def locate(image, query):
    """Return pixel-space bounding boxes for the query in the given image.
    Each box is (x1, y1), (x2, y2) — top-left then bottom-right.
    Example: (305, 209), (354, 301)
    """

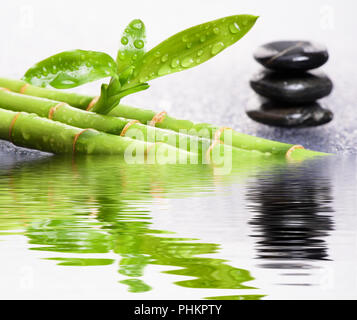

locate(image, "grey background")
(1, 0), (356, 154)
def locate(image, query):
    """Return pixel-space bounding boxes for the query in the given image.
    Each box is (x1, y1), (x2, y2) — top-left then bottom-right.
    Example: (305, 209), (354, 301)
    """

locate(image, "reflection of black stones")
(247, 166), (334, 265)
(254, 41), (329, 71)
(246, 97), (333, 128)
(250, 70), (333, 103)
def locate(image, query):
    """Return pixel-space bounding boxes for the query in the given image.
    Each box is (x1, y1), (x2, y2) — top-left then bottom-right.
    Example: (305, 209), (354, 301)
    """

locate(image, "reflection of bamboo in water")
(75, 157), (255, 292)
(0, 156), (280, 296)
(2, 174), (28, 230)
(0, 158), (94, 233)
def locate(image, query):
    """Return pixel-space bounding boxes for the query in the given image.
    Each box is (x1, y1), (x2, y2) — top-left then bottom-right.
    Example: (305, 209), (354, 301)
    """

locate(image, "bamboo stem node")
(145, 142), (164, 159)
(286, 145), (305, 159)
(86, 96), (99, 111)
(206, 140), (222, 162)
(72, 129), (92, 154)
(48, 102), (67, 120)
(20, 83), (29, 94)
(120, 120), (141, 137)
(9, 112), (22, 142)
(149, 111), (167, 127)
(214, 127), (233, 142)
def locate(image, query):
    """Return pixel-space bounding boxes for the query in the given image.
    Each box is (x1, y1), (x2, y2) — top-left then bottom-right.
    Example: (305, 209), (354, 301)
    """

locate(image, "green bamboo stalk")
(0, 107), (194, 162)
(0, 77), (328, 159)
(109, 106), (327, 159)
(0, 89), (250, 158)
(0, 106), (267, 164)
(0, 77), (92, 109)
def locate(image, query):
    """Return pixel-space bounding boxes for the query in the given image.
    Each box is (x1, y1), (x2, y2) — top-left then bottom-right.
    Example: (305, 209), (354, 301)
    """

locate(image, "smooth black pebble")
(246, 96), (333, 128)
(250, 70), (333, 103)
(254, 41), (329, 71)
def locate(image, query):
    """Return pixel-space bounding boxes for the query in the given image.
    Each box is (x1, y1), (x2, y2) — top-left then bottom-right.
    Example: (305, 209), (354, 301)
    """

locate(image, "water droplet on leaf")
(229, 22), (241, 34)
(171, 58), (180, 68)
(158, 64), (171, 76)
(134, 40), (144, 49)
(139, 76), (149, 83)
(213, 27), (220, 34)
(181, 57), (194, 68)
(131, 20), (143, 30)
(121, 36), (129, 45)
(161, 54), (169, 62)
(211, 42), (225, 55)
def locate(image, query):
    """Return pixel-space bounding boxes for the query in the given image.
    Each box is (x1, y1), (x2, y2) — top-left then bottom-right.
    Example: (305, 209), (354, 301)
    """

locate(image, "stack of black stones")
(246, 41), (334, 128)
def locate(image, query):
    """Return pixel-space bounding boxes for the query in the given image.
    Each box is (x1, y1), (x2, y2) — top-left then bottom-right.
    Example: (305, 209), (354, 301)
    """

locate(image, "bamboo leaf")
(126, 15), (258, 87)
(23, 50), (118, 89)
(116, 19), (146, 76)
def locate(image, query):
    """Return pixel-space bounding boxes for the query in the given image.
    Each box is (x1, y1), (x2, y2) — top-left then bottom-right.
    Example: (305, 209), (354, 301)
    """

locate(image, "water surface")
(0, 152), (356, 299)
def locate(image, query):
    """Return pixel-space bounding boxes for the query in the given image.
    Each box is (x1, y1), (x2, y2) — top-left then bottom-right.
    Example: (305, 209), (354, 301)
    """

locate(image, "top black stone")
(253, 41), (329, 71)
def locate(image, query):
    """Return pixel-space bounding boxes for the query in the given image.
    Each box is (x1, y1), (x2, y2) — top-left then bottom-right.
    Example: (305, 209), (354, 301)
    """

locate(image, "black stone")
(250, 70), (333, 103)
(254, 41), (329, 71)
(246, 97), (333, 128)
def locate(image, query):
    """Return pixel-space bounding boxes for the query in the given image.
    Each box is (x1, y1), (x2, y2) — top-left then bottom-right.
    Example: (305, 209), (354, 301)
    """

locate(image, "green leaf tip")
(126, 14), (259, 87)
(116, 18), (147, 75)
